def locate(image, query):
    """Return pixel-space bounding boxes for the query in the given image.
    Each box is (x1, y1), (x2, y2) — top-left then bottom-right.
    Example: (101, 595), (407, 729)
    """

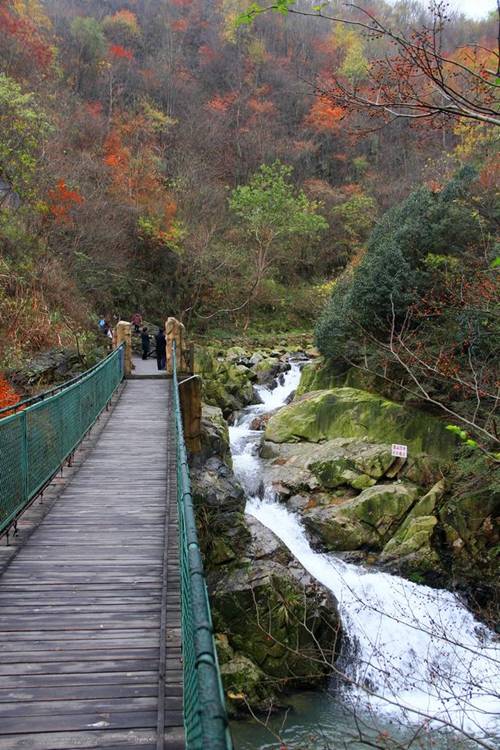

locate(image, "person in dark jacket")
(141, 327), (150, 360)
(155, 328), (166, 370)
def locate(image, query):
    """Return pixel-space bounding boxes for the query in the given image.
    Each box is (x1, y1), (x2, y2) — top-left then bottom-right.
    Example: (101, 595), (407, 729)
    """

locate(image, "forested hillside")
(1, 0), (497, 369)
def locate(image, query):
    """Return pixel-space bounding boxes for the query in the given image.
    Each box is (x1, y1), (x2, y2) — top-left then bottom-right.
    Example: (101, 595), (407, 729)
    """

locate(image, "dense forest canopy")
(0, 0), (498, 384)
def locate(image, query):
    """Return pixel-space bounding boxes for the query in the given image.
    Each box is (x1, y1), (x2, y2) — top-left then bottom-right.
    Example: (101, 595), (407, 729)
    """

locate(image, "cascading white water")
(228, 361), (500, 742)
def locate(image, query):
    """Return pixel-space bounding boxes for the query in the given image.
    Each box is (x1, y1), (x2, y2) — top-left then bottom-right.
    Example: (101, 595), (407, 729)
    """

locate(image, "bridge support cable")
(172, 342), (233, 750)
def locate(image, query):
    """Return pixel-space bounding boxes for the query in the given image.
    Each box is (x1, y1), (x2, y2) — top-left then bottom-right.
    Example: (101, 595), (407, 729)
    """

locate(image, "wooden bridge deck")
(0, 380), (184, 750)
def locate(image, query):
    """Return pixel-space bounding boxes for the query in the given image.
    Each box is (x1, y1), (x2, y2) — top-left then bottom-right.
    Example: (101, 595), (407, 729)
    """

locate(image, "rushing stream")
(228, 361), (500, 749)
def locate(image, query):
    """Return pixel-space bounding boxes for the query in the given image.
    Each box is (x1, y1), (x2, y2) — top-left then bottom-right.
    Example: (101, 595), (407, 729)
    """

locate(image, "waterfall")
(228, 361), (500, 741)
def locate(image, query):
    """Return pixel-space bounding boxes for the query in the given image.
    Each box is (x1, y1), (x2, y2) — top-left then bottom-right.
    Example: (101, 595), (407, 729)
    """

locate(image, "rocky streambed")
(191, 350), (500, 748)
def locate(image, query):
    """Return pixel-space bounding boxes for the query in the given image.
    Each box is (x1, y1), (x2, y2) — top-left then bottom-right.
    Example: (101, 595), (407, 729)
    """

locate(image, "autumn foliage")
(47, 180), (85, 224)
(0, 0), (497, 373)
(0, 376), (20, 414)
(109, 44), (134, 61)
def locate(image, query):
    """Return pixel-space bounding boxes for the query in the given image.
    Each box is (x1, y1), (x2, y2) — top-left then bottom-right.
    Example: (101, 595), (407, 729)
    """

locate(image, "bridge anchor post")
(165, 317), (201, 454)
(114, 321), (132, 377)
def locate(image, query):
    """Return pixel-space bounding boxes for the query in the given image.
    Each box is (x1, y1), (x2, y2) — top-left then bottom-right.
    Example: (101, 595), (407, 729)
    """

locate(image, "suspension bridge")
(0, 321), (232, 750)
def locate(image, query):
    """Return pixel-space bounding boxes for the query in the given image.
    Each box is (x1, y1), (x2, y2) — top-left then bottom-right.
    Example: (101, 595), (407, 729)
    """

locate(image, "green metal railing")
(172, 343), (232, 750)
(0, 346), (124, 537)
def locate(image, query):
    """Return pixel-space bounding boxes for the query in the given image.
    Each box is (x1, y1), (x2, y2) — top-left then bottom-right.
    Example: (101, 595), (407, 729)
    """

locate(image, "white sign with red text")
(391, 444), (408, 458)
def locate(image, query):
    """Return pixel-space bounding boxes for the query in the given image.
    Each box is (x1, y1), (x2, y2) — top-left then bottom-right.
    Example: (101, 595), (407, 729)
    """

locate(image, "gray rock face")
(303, 482), (422, 552)
(260, 438), (440, 500)
(10, 348), (84, 389)
(191, 413), (342, 715)
(212, 518), (342, 704)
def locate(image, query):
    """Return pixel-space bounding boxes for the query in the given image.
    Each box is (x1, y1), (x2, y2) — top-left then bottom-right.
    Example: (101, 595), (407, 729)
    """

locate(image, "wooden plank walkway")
(0, 380), (184, 750)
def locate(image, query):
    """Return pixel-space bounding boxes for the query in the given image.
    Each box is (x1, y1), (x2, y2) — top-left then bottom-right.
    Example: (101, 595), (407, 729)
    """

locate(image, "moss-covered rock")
(304, 482), (421, 551)
(191, 455), (250, 568)
(212, 558), (340, 683)
(380, 480), (445, 575)
(265, 387), (456, 459)
(195, 347), (256, 414)
(261, 437), (439, 501)
(197, 404), (232, 468)
(381, 516), (440, 575)
(220, 654), (274, 716)
(296, 359), (370, 396)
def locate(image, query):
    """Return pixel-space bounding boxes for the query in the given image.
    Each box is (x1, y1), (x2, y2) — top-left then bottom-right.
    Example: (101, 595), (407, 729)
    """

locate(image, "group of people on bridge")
(98, 311), (168, 371)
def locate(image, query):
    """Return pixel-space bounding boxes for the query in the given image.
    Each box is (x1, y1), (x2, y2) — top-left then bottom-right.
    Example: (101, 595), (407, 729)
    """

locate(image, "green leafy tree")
(229, 161), (328, 292)
(70, 17), (106, 93)
(0, 73), (51, 198)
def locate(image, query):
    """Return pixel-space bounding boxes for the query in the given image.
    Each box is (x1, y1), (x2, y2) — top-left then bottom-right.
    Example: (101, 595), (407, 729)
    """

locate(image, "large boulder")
(380, 480), (445, 576)
(303, 482), (422, 551)
(195, 404), (232, 468)
(191, 455), (250, 567)
(261, 438), (440, 499)
(265, 387), (456, 459)
(9, 348), (84, 390)
(296, 359), (368, 396)
(212, 519), (341, 690)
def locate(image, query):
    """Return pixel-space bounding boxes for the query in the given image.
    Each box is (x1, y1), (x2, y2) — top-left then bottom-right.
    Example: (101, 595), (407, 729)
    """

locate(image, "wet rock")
(212, 554), (341, 686)
(220, 654), (276, 716)
(193, 404), (232, 468)
(303, 482), (422, 552)
(193, 410), (342, 713)
(260, 438), (438, 498)
(381, 515), (440, 575)
(249, 413), (272, 431)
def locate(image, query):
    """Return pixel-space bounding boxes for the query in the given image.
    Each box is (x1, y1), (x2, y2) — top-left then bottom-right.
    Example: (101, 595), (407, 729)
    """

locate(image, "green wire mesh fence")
(172, 343), (232, 750)
(0, 346), (124, 537)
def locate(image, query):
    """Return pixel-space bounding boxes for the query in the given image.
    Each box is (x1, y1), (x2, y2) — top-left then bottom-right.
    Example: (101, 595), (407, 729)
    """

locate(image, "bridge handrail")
(172, 342), (232, 750)
(0, 347), (124, 418)
(0, 346), (124, 538)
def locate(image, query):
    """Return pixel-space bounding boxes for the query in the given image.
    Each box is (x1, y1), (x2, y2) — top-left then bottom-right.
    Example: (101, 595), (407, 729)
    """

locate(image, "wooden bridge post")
(114, 320), (132, 377)
(165, 317), (190, 375)
(179, 375), (202, 454)
(165, 317), (201, 454)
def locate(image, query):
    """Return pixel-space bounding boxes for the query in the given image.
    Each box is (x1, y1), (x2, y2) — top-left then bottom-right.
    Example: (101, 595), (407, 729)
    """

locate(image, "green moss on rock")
(212, 561), (340, 684)
(381, 515), (439, 573)
(265, 387), (456, 459)
(304, 482), (421, 551)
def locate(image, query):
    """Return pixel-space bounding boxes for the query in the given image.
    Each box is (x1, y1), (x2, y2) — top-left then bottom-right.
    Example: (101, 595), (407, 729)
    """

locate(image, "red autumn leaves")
(47, 180), (84, 224)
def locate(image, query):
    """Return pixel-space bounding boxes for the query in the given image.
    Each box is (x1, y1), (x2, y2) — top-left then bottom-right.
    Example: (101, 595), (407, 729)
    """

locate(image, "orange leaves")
(305, 96), (345, 132)
(86, 101), (103, 117)
(0, 376), (20, 415)
(47, 180), (84, 224)
(104, 132), (130, 170)
(171, 18), (188, 32)
(247, 97), (275, 116)
(478, 156), (499, 193)
(164, 199), (177, 225)
(109, 44), (134, 61)
(198, 44), (218, 65)
(426, 180), (443, 193)
(107, 9), (139, 33)
(206, 93), (237, 113)
(0, 4), (53, 68)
